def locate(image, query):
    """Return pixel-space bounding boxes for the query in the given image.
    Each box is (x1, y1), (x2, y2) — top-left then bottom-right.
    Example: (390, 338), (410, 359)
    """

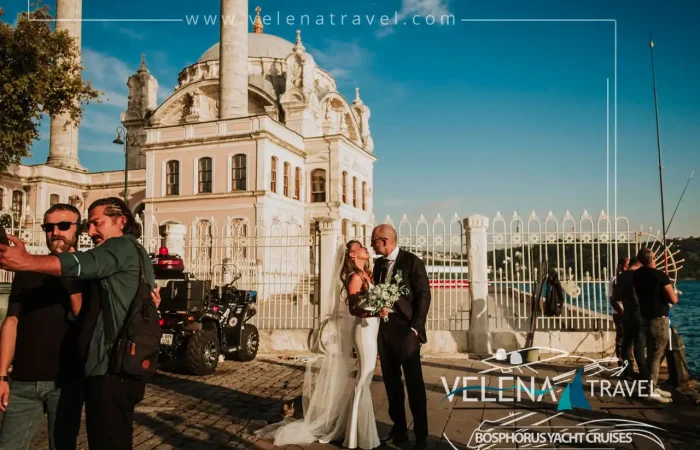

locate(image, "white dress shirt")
(384, 246), (400, 282)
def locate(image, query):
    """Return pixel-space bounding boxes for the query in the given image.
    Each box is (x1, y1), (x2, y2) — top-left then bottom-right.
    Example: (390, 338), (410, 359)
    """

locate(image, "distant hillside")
(670, 237), (700, 280)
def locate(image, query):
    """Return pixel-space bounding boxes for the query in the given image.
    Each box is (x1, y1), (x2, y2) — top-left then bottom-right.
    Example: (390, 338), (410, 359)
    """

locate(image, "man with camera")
(0, 197), (160, 450)
(0, 203), (84, 449)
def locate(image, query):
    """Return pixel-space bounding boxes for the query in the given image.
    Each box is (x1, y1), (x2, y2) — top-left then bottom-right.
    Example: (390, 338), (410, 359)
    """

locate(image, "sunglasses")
(41, 222), (79, 232)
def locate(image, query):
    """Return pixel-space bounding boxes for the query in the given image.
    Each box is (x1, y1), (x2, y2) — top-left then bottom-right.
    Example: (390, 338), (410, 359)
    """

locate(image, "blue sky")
(5, 0), (700, 237)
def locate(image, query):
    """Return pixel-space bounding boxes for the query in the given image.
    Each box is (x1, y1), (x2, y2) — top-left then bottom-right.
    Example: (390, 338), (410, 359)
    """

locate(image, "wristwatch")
(0, 375), (9, 382)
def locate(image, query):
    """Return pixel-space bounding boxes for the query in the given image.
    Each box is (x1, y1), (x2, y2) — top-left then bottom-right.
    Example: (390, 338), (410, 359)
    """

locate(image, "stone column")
(466, 215), (492, 354)
(47, 0), (85, 171)
(163, 223), (187, 257)
(318, 219), (340, 321)
(218, 0), (248, 119)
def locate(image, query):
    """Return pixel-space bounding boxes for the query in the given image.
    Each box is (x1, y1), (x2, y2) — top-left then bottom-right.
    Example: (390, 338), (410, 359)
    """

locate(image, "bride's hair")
(339, 239), (373, 302)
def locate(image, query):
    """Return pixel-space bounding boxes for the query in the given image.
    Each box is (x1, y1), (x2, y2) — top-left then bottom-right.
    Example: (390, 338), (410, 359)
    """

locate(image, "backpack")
(103, 240), (162, 378)
(543, 269), (565, 316)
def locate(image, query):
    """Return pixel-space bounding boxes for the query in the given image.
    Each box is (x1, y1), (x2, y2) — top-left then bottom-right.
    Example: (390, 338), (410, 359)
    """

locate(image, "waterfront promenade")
(23, 354), (700, 449)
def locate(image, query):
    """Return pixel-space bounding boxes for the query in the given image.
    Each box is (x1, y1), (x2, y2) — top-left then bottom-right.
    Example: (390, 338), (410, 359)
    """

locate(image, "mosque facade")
(0, 3), (376, 256)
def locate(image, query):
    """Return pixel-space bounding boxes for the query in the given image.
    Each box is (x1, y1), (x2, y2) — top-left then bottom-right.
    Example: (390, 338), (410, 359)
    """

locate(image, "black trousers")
(84, 374), (145, 450)
(378, 318), (428, 442)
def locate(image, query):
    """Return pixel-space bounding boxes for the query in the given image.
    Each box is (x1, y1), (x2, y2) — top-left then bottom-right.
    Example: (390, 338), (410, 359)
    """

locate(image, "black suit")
(374, 248), (430, 442)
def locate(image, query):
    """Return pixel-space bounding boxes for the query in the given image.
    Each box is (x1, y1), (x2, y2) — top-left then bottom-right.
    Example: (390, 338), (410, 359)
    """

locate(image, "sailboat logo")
(557, 366), (591, 411)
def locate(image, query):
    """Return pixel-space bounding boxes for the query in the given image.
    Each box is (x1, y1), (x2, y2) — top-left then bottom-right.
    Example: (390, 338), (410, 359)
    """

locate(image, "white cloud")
(81, 110), (122, 135)
(80, 141), (126, 154)
(117, 27), (146, 40)
(82, 48), (133, 90)
(308, 40), (373, 80)
(376, 0), (453, 38)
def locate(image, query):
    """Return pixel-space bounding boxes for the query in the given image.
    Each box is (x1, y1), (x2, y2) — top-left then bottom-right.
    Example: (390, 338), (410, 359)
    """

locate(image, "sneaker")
(649, 389), (672, 403)
(655, 387), (673, 399)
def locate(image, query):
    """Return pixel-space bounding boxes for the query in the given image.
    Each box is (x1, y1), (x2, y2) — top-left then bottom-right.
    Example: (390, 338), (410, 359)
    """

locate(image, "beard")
(49, 236), (77, 252)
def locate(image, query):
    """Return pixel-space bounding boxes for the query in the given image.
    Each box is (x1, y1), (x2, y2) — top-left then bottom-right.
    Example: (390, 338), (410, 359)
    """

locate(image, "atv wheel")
(234, 325), (259, 362)
(185, 330), (219, 375)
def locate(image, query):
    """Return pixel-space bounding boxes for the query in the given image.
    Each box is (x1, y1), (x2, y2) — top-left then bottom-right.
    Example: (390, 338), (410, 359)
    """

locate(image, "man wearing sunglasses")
(0, 203), (84, 449)
(0, 196), (159, 450)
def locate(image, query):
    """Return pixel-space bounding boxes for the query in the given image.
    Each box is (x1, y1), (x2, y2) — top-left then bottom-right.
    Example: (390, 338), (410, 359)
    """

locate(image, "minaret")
(218, 0), (248, 119)
(47, 0), (85, 171)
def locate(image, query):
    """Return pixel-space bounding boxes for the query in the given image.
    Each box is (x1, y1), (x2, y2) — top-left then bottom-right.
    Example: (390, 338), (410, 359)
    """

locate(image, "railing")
(1, 211), (320, 330)
(486, 210), (674, 331)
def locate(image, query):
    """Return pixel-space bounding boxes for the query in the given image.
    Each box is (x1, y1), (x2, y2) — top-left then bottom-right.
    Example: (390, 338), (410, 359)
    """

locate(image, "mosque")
(0, 1), (376, 256)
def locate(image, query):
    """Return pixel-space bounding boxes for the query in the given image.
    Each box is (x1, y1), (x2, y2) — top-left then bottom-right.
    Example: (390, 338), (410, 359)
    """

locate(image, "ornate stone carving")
(68, 194), (83, 210)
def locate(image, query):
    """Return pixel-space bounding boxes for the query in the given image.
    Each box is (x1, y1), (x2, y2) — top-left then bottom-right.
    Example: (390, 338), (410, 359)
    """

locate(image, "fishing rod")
(649, 33), (675, 353)
(666, 169), (695, 235)
(649, 33), (668, 273)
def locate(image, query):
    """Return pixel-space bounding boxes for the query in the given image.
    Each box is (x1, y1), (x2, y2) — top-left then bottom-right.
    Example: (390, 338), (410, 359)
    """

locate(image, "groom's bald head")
(371, 224), (397, 256)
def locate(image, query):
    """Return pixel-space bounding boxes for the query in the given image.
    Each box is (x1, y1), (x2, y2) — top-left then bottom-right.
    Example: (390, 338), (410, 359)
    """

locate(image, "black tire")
(185, 330), (219, 375)
(234, 325), (259, 362)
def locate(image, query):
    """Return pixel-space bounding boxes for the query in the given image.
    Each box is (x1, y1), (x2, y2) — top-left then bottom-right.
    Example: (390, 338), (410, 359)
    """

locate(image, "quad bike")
(151, 247), (260, 375)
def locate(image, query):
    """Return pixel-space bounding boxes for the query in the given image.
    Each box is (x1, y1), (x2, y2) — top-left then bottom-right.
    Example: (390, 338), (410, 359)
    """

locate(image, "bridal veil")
(255, 241), (356, 445)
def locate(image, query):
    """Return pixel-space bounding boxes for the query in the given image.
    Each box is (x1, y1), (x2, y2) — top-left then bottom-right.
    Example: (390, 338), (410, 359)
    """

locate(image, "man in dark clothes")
(633, 247), (678, 403)
(609, 257), (629, 367)
(613, 258), (646, 380)
(371, 224), (431, 450)
(0, 197), (159, 450)
(0, 204), (84, 449)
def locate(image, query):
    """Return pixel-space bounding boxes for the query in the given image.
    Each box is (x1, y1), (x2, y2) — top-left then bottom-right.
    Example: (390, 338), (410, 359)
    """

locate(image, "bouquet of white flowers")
(360, 270), (409, 322)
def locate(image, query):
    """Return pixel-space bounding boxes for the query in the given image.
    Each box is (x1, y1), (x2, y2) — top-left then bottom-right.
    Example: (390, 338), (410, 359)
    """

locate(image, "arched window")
(270, 156), (278, 193)
(342, 219), (349, 238)
(342, 171), (347, 203)
(11, 191), (23, 221)
(362, 181), (367, 211)
(49, 194), (60, 206)
(311, 169), (326, 203)
(232, 154), (246, 190)
(166, 160), (179, 195)
(198, 157), (212, 193)
(294, 167), (301, 200)
(352, 177), (357, 207)
(283, 162), (290, 197)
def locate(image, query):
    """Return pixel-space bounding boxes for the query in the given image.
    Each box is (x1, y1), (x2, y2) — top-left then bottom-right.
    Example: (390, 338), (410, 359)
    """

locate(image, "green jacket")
(57, 234), (155, 376)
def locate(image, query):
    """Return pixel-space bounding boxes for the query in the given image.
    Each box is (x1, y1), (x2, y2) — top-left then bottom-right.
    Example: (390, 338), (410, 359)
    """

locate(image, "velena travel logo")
(440, 347), (667, 449)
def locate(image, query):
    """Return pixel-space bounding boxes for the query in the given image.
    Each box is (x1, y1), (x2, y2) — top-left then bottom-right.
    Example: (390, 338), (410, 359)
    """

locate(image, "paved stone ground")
(22, 354), (700, 449)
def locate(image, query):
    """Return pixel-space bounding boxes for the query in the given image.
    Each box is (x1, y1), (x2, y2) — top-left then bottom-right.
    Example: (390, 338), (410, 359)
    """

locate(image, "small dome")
(198, 33), (294, 62)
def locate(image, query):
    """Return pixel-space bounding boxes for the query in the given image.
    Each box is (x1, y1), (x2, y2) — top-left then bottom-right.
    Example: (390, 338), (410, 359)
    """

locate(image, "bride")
(255, 240), (381, 449)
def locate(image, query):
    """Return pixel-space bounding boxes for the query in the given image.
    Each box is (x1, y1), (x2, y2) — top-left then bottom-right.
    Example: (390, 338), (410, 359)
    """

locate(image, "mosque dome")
(197, 33), (295, 62)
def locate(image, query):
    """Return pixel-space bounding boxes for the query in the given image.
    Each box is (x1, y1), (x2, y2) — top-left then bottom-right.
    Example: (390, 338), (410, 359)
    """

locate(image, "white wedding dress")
(320, 283), (381, 449)
(254, 247), (380, 449)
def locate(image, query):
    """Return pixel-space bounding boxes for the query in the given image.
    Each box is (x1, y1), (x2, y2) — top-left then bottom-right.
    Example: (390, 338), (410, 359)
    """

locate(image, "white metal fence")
(183, 216), (320, 329)
(486, 210), (676, 331)
(0, 209), (320, 330)
(2, 206), (677, 334)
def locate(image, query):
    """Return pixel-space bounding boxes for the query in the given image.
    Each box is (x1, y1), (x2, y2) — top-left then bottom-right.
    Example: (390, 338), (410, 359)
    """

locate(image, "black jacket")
(373, 249), (431, 343)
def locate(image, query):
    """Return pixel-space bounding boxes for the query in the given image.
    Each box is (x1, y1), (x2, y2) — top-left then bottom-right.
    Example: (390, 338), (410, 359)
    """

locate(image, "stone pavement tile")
(22, 357), (700, 450)
(440, 417), (475, 448)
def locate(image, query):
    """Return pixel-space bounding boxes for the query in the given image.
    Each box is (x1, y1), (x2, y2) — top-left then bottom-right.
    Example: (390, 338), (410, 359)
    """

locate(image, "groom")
(371, 224), (430, 450)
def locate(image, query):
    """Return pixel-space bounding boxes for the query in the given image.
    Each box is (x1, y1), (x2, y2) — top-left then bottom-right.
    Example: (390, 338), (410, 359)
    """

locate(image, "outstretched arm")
(409, 257), (431, 341)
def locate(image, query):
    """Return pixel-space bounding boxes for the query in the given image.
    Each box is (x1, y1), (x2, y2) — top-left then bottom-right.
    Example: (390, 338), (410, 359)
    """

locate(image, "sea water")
(669, 281), (700, 374)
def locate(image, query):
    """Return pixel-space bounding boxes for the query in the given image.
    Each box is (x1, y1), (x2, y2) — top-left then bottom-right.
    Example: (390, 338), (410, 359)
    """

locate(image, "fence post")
(466, 214), (491, 354)
(163, 223), (187, 257)
(318, 219), (340, 321)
